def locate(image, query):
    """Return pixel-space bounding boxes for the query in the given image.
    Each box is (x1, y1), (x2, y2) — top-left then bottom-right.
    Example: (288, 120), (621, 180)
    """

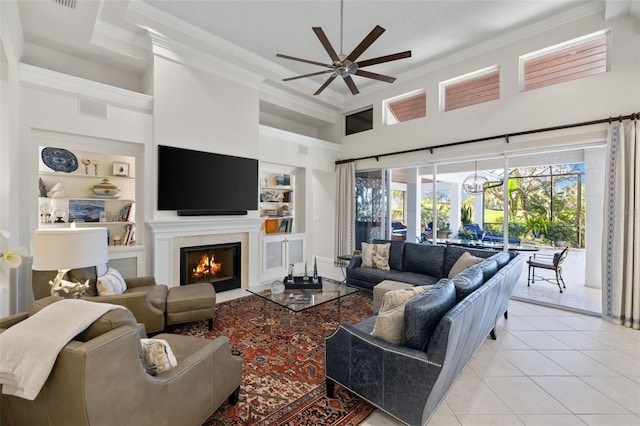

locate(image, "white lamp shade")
(32, 227), (109, 271)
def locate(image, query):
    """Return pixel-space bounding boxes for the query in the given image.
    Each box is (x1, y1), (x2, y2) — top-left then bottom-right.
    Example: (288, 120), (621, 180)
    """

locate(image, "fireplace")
(180, 242), (241, 292)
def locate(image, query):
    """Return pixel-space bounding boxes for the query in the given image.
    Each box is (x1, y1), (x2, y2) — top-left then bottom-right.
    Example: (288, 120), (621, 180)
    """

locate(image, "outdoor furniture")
(463, 223), (486, 240)
(527, 247), (569, 293)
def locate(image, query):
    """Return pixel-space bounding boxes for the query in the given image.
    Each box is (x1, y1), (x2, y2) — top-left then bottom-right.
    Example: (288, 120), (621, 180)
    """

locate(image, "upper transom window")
(440, 66), (500, 112)
(520, 30), (609, 92)
(383, 90), (426, 126)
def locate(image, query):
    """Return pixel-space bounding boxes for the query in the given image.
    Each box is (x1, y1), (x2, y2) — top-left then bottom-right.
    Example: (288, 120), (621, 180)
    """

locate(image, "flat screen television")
(157, 145), (258, 215)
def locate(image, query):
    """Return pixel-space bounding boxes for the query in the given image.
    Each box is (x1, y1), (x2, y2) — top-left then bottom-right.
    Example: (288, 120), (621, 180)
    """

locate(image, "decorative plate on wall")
(41, 147), (78, 173)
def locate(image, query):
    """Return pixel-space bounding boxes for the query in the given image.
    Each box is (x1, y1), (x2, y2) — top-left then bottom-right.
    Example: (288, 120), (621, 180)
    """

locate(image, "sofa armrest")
(346, 255), (362, 271)
(0, 313), (29, 330)
(325, 323), (442, 426)
(124, 276), (157, 289)
(81, 292), (165, 333)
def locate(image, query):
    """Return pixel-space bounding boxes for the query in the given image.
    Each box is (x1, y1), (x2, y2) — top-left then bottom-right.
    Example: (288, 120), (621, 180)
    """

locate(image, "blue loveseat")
(326, 245), (524, 426)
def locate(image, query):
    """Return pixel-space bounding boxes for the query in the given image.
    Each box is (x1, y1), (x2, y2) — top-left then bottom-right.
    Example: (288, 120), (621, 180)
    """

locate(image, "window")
(440, 66), (499, 112)
(345, 107), (373, 135)
(383, 90), (426, 125)
(520, 30), (609, 92)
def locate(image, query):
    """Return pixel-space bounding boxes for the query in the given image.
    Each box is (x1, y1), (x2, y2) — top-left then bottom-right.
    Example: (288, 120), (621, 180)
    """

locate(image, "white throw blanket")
(0, 299), (124, 400)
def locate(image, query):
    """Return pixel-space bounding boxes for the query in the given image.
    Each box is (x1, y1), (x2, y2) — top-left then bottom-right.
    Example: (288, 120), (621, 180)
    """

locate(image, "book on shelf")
(122, 224), (135, 245)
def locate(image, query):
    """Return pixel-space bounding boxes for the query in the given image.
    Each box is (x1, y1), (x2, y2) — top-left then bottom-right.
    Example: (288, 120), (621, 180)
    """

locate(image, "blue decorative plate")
(41, 147), (78, 173)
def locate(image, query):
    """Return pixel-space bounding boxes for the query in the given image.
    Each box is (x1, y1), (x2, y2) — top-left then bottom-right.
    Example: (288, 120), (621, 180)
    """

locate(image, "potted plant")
(525, 215), (549, 239)
(546, 221), (573, 247)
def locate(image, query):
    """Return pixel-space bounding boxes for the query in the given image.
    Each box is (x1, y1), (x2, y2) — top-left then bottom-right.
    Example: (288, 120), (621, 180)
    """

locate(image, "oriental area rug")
(173, 289), (375, 426)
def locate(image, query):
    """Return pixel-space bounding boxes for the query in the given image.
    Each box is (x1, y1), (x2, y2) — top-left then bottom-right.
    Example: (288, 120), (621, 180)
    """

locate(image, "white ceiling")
(13, 0), (639, 105)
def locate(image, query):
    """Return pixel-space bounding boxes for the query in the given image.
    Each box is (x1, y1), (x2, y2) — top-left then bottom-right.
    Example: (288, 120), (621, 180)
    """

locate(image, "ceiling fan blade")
(283, 69), (336, 81)
(313, 27), (340, 62)
(276, 53), (333, 69)
(346, 25), (385, 63)
(355, 69), (396, 83)
(357, 50), (412, 68)
(314, 75), (337, 96)
(343, 75), (360, 95)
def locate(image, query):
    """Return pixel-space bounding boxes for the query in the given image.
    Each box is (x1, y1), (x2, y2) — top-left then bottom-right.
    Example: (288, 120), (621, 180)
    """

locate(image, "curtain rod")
(335, 111), (639, 165)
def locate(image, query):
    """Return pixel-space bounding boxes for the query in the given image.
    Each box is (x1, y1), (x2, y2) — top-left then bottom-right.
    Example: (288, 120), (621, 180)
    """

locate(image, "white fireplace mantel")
(146, 217), (264, 288)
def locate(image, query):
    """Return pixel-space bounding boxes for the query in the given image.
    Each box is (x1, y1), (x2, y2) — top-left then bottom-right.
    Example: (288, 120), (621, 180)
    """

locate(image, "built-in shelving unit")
(259, 169), (295, 234)
(37, 147), (139, 250)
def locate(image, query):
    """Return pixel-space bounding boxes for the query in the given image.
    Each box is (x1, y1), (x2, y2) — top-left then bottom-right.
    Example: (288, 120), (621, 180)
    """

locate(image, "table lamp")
(32, 227), (109, 298)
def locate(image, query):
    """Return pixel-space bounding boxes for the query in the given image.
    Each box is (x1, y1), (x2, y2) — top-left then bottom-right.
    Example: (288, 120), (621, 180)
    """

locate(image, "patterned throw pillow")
(140, 339), (177, 376)
(448, 251), (484, 278)
(371, 286), (432, 344)
(361, 242), (391, 270)
(96, 267), (127, 296)
(379, 285), (432, 312)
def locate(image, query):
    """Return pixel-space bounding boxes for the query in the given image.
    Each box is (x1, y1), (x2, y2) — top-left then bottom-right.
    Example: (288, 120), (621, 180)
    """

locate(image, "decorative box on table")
(283, 276), (322, 290)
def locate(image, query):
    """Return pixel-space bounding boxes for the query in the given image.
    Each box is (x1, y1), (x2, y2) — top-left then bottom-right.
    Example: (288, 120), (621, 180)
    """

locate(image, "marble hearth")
(146, 218), (264, 288)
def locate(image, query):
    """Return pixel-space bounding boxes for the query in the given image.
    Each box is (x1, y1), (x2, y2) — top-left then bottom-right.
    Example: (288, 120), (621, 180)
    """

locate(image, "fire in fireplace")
(180, 242), (241, 292)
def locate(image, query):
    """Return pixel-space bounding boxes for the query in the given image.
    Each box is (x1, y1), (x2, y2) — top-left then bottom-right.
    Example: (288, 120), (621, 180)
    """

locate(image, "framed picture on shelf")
(112, 162), (130, 177)
(69, 199), (105, 223)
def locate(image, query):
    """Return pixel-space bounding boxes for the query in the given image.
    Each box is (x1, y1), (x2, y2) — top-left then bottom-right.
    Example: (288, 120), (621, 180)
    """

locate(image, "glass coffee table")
(246, 280), (358, 324)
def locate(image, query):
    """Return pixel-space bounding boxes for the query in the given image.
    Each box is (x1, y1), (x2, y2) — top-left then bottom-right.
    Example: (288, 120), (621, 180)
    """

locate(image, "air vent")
(298, 145), (308, 155)
(53, 0), (76, 9)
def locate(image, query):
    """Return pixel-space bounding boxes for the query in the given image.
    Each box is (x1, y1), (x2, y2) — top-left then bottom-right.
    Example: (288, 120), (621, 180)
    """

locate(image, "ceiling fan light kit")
(277, 1), (411, 95)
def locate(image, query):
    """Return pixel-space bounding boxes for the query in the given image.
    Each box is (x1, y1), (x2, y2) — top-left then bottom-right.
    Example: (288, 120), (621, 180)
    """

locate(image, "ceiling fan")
(276, 0), (411, 96)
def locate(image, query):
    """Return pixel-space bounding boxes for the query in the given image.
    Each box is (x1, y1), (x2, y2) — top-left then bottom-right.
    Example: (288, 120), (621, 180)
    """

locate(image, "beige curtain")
(602, 119), (640, 329)
(334, 162), (356, 261)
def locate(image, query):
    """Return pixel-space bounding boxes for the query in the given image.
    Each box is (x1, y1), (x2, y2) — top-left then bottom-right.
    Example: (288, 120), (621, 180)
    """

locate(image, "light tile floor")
(361, 300), (640, 426)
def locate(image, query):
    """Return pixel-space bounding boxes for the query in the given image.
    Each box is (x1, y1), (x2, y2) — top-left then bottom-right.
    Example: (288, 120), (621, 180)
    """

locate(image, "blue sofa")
(346, 240), (506, 290)
(326, 247), (524, 426)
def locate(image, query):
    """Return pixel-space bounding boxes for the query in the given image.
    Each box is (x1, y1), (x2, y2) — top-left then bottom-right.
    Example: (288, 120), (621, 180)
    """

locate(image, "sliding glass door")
(354, 169), (385, 251)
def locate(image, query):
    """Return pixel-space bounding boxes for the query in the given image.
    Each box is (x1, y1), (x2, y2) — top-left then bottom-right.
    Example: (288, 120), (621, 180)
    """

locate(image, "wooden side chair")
(527, 247), (569, 293)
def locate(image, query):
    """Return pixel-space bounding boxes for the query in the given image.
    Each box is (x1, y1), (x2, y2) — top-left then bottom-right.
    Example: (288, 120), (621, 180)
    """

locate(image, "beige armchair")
(33, 269), (168, 333)
(0, 296), (242, 426)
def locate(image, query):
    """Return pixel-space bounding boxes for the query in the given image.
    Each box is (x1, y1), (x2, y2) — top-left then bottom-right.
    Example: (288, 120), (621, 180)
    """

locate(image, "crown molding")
(259, 83), (338, 126)
(19, 63), (153, 113)
(259, 125), (340, 152)
(148, 32), (264, 89)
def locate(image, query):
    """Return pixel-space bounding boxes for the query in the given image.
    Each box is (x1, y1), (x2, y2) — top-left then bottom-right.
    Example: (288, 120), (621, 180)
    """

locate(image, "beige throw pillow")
(96, 267), (127, 296)
(361, 242), (391, 270)
(371, 304), (406, 344)
(448, 252), (484, 278)
(379, 285), (432, 312)
(371, 286), (432, 345)
(140, 338), (178, 376)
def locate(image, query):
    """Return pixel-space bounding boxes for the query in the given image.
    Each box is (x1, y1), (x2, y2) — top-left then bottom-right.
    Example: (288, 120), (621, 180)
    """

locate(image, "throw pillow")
(361, 242), (391, 270)
(140, 338), (178, 376)
(402, 279), (456, 352)
(371, 304), (406, 344)
(371, 285), (433, 345)
(379, 285), (432, 312)
(448, 252), (484, 278)
(96, 267), (127, 296)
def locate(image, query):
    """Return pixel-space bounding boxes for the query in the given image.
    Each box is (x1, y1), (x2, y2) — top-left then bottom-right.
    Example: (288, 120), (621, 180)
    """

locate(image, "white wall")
(321, 14), (639, 168)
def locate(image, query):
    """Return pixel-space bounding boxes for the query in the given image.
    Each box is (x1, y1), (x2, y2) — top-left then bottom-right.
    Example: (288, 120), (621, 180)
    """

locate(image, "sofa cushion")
(477, 259), (499, 281)
(448, 252), (484, 278)
(403, 243), (446, 278)
(450, 264), (485, 303)
(75, 309), (138, 342)
(442, 246), (496, 278)
(373, 239), (405, 271)
(361, 242), (391, 270)
(385, 270), (441, 287)
(402, 279), (456, 351)
(488, 252), (511, 269)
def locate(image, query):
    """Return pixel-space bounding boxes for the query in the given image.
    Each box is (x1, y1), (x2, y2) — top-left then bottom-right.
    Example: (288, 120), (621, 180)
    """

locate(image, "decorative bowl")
(90, 179), (120, 196)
